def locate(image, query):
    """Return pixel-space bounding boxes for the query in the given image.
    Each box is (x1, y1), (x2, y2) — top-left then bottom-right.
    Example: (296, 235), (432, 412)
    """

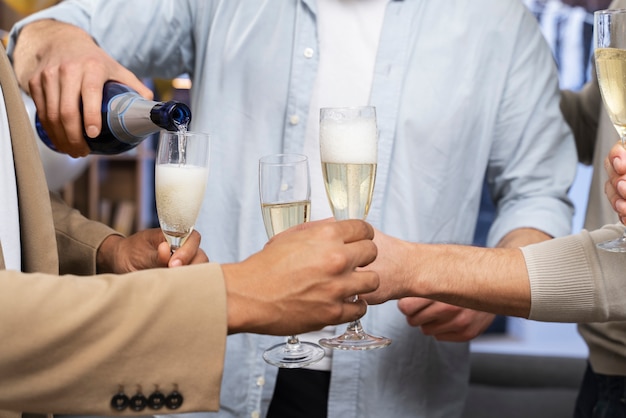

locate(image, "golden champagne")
(596, 47), (626, 138)
(321, 162), (376, 220)
(261, 200), (311, 238)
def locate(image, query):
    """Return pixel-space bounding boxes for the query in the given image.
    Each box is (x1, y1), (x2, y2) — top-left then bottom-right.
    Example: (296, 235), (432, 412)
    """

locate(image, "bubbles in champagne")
(596, 48), (626, 135)
(155, 164), (208, 235)
(320, 117), (377, 163)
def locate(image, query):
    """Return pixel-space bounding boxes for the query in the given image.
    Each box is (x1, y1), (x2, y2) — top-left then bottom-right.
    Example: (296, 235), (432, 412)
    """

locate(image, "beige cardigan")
(0, 45), (227, 415)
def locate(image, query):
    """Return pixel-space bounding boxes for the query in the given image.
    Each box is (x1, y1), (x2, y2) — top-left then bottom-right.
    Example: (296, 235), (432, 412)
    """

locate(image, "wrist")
(221, 263), (252, 335)
(96, 234), (123, 274)
(410, 243), (448, 299)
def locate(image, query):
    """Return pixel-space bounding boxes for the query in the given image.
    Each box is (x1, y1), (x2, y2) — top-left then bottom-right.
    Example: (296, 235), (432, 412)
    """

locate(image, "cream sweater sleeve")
(522, 224), (626, 322)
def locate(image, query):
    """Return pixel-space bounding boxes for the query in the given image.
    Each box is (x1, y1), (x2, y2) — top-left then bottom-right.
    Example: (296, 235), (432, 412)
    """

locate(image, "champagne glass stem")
(169, 240), (182, 254)
(596, 133), (626, 251)
(286, 335), (302, 348)
(345, 320), (364, 334)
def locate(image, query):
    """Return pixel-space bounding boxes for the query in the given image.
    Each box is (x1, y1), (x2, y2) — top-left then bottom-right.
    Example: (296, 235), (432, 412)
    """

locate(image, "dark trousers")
(575, 363), (626, 418)
(266, 368), (331, 418)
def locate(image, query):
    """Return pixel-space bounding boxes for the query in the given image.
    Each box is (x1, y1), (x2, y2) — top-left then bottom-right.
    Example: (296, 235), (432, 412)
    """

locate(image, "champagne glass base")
(262, 341), (325, 368)
(596, 236), (626, 252)
(319, 330), (392, 351)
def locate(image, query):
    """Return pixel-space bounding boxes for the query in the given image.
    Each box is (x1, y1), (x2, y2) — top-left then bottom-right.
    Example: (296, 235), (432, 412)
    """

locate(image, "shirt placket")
(282, 0), (319, 156)
(367, 0), (419, 227)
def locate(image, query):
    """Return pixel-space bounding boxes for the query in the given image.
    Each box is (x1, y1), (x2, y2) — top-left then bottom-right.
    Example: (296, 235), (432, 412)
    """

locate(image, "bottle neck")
(107, 96), (191, 138)
(150, 101), (192, 131)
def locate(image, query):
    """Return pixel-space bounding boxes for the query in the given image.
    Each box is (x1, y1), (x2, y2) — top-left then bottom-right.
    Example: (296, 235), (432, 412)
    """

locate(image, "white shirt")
(301, 0), (389, 371)
(304, 0), (389, 221)
(0, 84), (22, 271)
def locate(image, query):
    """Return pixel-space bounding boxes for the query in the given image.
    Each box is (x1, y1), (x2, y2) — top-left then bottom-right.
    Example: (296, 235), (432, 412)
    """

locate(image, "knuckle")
(59, 106), (76, 124)
(319, 222), (340, 239)
(41, 66), (59, 81)
(80, 57), (108, 77)
(83, 80), (104, 97)
(363, 271), (379, 292)
(27, 78), (42, 93)
(322, 303), (344, 324)
(46, 109), (61, 124)
(325, 251), (350, 273)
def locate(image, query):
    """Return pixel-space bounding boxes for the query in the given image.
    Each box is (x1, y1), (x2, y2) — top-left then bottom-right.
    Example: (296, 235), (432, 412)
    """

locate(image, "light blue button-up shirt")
(11, 0), (576, 416)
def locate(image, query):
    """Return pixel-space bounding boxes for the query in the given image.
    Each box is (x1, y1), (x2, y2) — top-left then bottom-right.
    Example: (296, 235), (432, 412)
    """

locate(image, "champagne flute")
(259, 153), (326, 368)
(155, 130), (210, 252)
(318, 106), (391, 350)
(595, 9), (626, 251)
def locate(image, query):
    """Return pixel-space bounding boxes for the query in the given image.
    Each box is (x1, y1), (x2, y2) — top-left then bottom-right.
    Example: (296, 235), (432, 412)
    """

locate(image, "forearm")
(406, 243), (532, 318)
(366, 229), (533, 317)
(0, 265), (226, 413)
(411, 227), (549, 316)
(50, 193), (118, 275)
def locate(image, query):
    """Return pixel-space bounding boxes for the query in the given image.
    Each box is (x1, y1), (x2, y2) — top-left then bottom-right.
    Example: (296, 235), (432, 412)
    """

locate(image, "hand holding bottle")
(35, 81), (191, 155)
(12, 19), (153, 156)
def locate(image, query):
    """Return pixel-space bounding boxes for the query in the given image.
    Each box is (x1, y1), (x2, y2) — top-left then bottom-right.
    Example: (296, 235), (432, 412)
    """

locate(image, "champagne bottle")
(36, 81), (192, 155)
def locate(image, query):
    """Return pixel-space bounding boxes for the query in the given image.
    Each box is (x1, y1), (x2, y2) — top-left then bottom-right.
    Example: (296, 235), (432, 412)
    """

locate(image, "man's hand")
(358, 228), (414, 304)
(97, 229), (208, 274)
(12, 19), (153, 156)
(358, 227), (496, 342)
(222, 219), (379, 336)
(397, 297), (496, 342)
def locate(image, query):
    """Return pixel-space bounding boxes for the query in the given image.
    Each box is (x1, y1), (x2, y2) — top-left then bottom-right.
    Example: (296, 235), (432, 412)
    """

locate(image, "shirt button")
(251, 411), (260, 418)
(303, 47), (315, 58)
(256, 376), (265, 387)
(289, 115), (300, 125)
